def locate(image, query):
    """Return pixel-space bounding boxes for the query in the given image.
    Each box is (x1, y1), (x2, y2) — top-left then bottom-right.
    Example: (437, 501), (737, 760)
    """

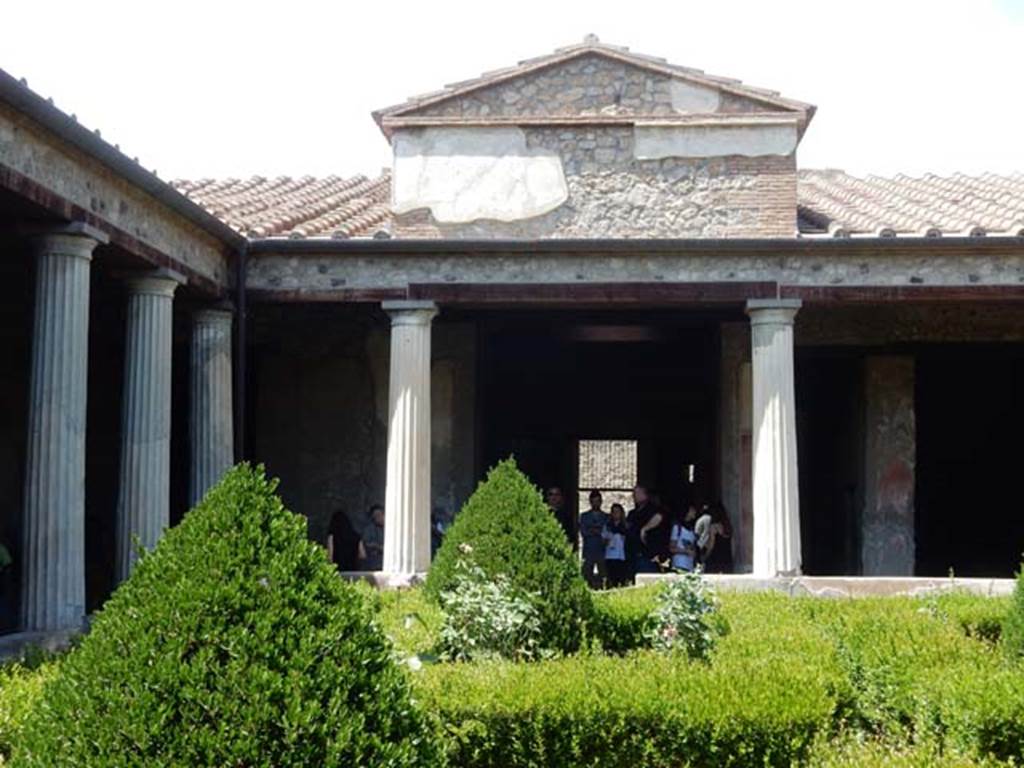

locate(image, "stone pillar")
(381, 300), (437, 579)
(115, 273), (181, 582)
(189, 308), (234, 506)
(746, 299), (802, 577)
(718, 322), (753, 572)
(862, 356), (916, 575)
(21, 225), (106, 632)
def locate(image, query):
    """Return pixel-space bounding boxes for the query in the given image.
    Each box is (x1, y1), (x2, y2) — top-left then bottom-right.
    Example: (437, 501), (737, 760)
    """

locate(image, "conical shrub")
(425, 458), (592, 654)
(15, 464), (439, 767)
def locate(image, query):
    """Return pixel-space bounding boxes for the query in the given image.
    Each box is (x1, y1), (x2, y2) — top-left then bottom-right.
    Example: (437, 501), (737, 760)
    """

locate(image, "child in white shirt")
(602, 503), (630, 587)
(669, 504), (699, 572)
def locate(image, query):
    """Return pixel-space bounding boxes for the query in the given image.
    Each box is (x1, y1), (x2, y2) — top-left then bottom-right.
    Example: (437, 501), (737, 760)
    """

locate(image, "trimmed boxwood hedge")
(588, 585), (653, 654)
(418, 592), (847, 767)
(0, 662), (56, 764)
(14, 464), (439, 767)
(5, 586), (1023, 767)
(1003, 566), (1024, 659)
(373, 589), (1024, 767)
(425, 458), (592, 654)
(932, 591), (1008, 645)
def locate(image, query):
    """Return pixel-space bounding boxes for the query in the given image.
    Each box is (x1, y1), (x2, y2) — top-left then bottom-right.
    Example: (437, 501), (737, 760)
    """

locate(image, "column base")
(336, 571), (429, 589)
(0, 628), (82, 662)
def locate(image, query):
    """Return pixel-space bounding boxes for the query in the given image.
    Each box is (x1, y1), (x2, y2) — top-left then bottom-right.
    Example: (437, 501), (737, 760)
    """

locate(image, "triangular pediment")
(374, 39), (814, 135)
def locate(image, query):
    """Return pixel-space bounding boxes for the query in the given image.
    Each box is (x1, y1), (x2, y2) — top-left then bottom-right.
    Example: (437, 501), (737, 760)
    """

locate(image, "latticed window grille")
(577, 439), (637, 513)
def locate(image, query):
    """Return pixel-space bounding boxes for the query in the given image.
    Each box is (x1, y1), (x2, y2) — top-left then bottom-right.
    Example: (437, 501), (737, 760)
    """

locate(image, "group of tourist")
(325, 483), (731, 587)
(326, 503), (454, 571)
(326, 503), (386, 571)
(548, 484), (733, 589)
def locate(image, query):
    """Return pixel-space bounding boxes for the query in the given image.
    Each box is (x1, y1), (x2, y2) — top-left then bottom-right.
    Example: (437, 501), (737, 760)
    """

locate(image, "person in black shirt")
(326, 507), (359, 571)
(546, 486), (576, 549)
(627, 485), (668, 574)
(701, 502), (735, 574)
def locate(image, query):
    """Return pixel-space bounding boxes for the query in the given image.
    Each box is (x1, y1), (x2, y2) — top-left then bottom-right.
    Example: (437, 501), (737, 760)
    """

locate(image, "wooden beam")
(246, 288), (407, 303)
(783, 285), (1024, 303)
(407, 281), (778, 306)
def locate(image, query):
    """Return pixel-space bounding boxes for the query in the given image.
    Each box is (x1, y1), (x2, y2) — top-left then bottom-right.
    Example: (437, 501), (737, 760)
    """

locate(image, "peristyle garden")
(2, 460), (1024, 767)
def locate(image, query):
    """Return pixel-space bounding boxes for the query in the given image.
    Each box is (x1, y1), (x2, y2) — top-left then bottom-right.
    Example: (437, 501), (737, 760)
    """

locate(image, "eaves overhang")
(0, 67), (246, 251)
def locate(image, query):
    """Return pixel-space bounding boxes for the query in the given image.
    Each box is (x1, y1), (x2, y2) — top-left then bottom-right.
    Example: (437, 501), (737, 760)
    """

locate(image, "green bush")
(438, 560), (545, 662)
(1002, 565), (1024, 659)
(0, 663), (56, 763)
(425, 458), (592, 654)
(805, 732), (1003, 767)
(588, 587), (653, 654)
(917, 660), (1024, 762)
(797, 596), (1010, 747)
(14, 464), (439, 767)
(381, 587), (1022, 766)
(931, 591), (1008, 645)
(789, 594), (1024, 764)
(643, 570), (726, 660)
(418, 591), (845, 768)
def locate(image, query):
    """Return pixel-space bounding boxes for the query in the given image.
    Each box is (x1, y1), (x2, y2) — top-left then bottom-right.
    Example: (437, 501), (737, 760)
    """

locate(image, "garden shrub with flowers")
(437, 556), (546, 662)
(643, 567), (728, 660)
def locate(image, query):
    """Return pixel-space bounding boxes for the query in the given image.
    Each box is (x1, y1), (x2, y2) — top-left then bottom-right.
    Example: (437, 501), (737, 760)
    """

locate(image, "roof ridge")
(371, 36), (814, 132)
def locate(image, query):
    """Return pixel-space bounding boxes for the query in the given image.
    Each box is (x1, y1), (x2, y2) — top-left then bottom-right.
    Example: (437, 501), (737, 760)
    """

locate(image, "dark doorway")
(478, 311), (722, 525)
(796, 352), (863, 575)
(916, 345), (1024, 577)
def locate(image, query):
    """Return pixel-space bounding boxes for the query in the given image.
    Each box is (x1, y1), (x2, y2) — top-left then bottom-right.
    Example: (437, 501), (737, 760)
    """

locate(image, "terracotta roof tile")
(170, 171), (392, 239)
(173, 168), (1024, 240)
(797, 169), (1024, 236)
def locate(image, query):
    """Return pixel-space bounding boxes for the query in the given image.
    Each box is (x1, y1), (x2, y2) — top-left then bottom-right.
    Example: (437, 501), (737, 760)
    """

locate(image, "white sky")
(4, 0), (1023, 181)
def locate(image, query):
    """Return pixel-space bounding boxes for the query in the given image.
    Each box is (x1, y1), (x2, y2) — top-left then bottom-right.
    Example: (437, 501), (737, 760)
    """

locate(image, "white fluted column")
(189, 308), (234, 506)
(381, 300), (437, 579)
(21, 225), (106, 632)
(746, 299), (802, 577)
(115, 273), (181, 582)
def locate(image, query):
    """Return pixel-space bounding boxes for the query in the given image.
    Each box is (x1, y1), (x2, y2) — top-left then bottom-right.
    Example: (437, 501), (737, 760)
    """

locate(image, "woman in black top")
(702, 502), (734, 574)
(326, 508), (360, 571)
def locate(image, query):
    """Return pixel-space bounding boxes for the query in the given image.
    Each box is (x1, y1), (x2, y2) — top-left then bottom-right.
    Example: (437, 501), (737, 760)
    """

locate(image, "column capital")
(193, 306), (234, 327)
(745, 298), (802, 326)
(32, 222), (109, 261)
(382, 300), (438, 326)
(123, 269), (186, 298)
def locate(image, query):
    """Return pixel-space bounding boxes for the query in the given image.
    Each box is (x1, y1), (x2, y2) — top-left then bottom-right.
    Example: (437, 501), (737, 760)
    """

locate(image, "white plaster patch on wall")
(633, 123), (798, 159)
(393, 127), (568, 223)
(670, 80), (721, 112)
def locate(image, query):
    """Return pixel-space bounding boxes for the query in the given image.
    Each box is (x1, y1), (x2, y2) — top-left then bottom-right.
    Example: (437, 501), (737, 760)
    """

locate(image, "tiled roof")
(170, 172), (391, 239)
(798, 169), (1024, 237)
(171, 169), (1024, 240)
